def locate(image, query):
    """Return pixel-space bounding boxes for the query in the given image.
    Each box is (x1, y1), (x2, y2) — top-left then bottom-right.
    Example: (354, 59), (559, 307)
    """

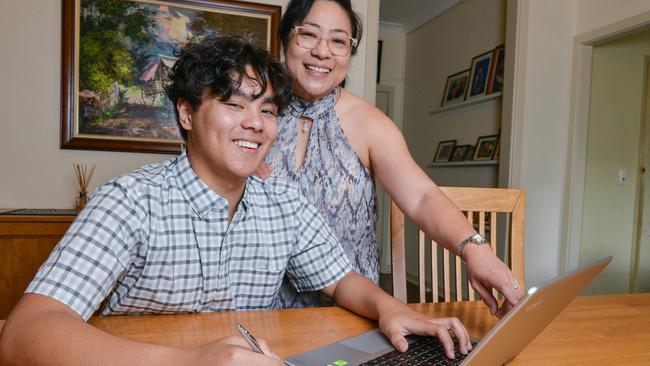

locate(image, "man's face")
(179, 71), (279, 188)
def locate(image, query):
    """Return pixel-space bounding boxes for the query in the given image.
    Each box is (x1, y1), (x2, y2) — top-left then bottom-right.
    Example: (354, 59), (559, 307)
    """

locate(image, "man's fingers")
(447, 318), (470, 354)
(388, 332), (409, 352)
(434, 325), (456, 359)
(256, 338), (276, 358)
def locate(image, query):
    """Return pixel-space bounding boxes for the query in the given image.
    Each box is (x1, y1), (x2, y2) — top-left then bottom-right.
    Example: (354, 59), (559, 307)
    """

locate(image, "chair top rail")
(440, 187), (523, 212)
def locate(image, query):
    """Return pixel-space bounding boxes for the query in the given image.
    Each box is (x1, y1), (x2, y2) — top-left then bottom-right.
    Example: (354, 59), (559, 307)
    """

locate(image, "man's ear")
(177, 100), (193, 131)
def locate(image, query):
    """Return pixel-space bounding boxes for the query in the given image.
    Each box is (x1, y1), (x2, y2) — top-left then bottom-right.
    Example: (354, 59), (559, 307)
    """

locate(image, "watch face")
(471, 234), (487, 243)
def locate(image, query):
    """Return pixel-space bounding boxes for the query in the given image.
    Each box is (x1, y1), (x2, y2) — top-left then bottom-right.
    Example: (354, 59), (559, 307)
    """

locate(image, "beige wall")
(580, 29), (650, 294)
(401, 0), (506, 281)
(577, 0), (650, 34)
(0, 0), (376, 209)
(403, 0), (505, 188)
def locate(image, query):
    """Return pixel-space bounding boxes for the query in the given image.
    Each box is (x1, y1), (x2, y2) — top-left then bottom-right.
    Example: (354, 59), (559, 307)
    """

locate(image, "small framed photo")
(441, 69), (470, 106)
(487, 44), (505, 94)
(465, 145), (476, 161)
(467, 50), (494, 101)
(450, 145), (470, 162)
(473, 135), (499, 160)
(434, 140), (457, 162)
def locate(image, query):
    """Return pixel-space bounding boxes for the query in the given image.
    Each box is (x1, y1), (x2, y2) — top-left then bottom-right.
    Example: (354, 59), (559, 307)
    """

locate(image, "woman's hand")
(254, 162), (273, 180)
(463, 244), (522, 317)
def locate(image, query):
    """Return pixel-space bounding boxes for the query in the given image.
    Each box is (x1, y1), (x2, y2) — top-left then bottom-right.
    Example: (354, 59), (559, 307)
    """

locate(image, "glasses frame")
(292, 25), (358, 56)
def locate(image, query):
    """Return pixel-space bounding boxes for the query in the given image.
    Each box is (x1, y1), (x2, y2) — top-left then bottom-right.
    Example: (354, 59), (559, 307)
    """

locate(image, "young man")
(0, 36), (470, 365)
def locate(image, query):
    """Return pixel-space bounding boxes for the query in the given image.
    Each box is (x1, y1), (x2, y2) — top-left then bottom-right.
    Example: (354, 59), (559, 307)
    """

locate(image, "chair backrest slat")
(390, 187), (525, 304)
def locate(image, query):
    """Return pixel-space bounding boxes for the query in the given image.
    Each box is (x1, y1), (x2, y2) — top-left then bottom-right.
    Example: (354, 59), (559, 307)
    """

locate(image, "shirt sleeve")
(285, 193), (352, 292)
(26, 179), (144, 320)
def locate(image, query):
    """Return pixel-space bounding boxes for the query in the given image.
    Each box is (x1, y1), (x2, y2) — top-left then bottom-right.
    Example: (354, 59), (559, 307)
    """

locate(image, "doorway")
(578, 27), (650, 294)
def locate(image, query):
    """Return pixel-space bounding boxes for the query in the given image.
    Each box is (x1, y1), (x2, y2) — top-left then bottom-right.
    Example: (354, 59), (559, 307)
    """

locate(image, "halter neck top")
(265, 88), (379, 308)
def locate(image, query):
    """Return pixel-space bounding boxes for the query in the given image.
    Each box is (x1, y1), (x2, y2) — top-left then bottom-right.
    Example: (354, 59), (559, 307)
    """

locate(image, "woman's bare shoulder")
(337, 89), (395, 129)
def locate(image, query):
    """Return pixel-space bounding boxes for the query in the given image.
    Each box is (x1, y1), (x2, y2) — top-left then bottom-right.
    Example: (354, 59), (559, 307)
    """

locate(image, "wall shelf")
(427, 160), (498, 167)
(430, 92), (502, 114)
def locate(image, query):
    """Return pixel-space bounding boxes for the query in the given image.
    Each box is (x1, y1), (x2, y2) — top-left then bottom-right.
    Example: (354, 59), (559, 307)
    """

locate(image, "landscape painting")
(61, 0), (280, 154)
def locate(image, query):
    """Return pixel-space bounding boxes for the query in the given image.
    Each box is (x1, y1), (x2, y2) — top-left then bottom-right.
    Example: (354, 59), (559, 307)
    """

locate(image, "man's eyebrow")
(302, 22), (350, 35)
(231, 89), (276, 105)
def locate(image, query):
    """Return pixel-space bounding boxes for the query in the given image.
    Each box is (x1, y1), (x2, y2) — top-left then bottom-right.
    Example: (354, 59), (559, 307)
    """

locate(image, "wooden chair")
(390, 187), (525, 303)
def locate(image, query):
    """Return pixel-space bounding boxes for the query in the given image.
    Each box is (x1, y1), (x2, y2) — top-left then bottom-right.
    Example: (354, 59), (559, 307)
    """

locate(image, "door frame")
(561, 11), (650, 273)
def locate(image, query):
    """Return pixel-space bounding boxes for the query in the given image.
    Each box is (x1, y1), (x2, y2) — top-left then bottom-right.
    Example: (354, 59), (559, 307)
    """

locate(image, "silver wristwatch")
(455, 233), (489, 257)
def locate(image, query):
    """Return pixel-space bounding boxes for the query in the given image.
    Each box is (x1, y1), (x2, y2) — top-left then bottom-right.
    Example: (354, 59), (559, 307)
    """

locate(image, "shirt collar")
(173, 152), (230, 217)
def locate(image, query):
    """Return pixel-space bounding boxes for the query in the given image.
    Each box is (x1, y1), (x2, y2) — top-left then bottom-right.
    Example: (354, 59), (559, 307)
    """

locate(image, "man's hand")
(191, 335), (283, 366)
(463, 244), (522, 317)
(378, 306), (471, 359)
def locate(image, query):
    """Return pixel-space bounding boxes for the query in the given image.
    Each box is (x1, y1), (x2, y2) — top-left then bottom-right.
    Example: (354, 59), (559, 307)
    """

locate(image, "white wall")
(0, 0), (376, 209)
(378, 23), (406, 128)
(512, 0), (577, 287)
(512, 0), (650, 287)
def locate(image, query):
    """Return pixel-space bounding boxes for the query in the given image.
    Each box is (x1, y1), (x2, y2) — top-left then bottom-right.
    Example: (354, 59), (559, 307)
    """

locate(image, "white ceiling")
(379, 0), (462, 33)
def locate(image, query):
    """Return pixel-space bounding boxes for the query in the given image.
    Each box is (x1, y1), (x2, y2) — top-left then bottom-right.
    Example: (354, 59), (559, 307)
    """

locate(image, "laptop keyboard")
(359, 336), (476, 366)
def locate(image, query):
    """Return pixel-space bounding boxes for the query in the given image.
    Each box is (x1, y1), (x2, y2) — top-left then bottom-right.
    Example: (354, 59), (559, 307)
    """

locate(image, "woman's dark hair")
(164, 35), (292, 140)
(279, 0), (363, 56)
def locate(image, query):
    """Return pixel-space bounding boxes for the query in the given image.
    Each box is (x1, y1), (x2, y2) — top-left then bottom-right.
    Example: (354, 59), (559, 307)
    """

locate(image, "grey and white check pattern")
(27, 153), (351, 320)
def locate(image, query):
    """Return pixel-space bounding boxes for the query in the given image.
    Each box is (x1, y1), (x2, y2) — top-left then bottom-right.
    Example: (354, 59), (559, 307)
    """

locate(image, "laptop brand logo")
(525, 300), (543, 312)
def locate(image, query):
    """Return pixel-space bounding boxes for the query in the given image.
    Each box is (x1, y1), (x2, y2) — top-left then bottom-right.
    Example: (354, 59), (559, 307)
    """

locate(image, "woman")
(265, 0), (521, 316)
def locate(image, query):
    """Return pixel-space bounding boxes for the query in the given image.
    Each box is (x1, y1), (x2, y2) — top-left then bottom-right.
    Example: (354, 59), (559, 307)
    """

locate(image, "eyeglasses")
(292, 26), (357, 57)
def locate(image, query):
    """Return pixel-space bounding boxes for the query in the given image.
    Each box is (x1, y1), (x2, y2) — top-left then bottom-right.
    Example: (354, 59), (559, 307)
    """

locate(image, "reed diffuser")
(73, 163), (96, 211)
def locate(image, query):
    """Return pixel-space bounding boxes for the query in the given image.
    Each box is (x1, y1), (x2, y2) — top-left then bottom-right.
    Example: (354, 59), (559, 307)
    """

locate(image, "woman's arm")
(339, 94), (521, 315)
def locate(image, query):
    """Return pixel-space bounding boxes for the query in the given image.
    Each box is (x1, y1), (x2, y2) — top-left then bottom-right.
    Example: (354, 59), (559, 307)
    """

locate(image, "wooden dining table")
(1, 293), (649, 364)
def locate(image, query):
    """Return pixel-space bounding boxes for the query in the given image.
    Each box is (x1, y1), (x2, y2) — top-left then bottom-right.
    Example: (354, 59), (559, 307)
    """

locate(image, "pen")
(236, 323), (291, 365)
(236, 323), (265, 354)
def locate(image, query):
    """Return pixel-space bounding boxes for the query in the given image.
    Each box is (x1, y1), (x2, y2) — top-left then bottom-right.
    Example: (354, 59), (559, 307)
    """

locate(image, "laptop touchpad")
(340, 330), (394, 354)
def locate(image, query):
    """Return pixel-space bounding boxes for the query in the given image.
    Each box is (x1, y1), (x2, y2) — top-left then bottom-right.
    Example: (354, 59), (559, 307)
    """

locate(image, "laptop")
(285, 256), (612, 366)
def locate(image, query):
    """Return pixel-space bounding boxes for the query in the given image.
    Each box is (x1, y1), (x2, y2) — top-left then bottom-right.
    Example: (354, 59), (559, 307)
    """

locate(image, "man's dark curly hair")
(164, 35), (292, 140)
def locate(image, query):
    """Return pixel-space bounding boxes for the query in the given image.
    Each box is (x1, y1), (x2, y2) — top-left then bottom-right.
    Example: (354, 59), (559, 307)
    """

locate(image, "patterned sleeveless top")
(265, 88), (379, 308)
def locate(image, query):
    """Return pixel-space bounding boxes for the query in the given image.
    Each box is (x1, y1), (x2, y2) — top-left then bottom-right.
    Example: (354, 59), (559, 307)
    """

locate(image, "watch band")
(455, 233), (488, 257)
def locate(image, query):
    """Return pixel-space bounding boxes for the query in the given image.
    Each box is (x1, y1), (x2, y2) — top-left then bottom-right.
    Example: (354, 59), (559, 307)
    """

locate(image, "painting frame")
(473, 135), (499, 161)
(441, 69), (470, 107)
(434, 140), (457, 163)
(449, 144), (470, 162)
(61, 0), (281, 154)
(487, 44), (505, 95)
(466, 50), (494, 101)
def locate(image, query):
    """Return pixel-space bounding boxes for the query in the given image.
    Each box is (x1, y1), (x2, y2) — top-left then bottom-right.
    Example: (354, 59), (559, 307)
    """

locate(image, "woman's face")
(284, 0), (353, 102)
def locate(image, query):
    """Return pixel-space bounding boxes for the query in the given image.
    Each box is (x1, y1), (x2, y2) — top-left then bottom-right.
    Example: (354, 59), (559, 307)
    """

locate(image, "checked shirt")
(27, 152), (351, 320)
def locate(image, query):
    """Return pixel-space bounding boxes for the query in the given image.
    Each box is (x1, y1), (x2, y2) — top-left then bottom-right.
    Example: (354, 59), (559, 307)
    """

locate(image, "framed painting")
(433, 140), (456, 163)
(449, 144), (470, 162)
(61, 0), (281, 154)
(441, 69), (470, 107)
(466, 50), (494, 101)
(473, 135), (499, 160)
(487, 44), (505, 94)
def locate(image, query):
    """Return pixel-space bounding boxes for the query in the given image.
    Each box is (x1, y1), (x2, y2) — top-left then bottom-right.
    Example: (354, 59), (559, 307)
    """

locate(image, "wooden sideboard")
(0, 214), (74, 318)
